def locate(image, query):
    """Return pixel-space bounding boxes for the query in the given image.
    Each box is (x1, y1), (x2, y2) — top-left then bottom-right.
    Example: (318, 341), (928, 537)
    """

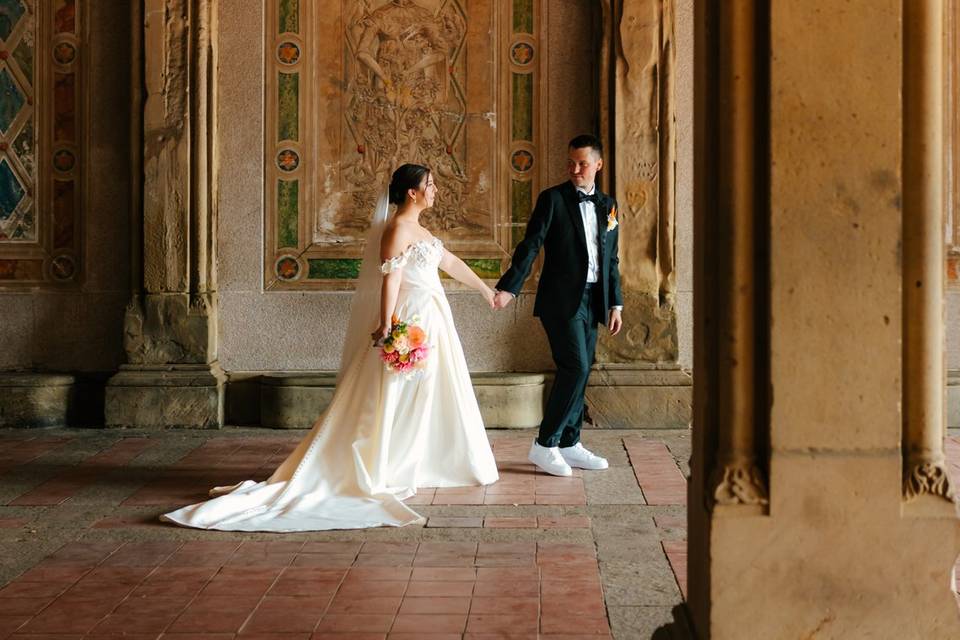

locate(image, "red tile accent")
(11, 439), (153, 506)
(483, 516), (537, 528)
(623, 437), (687, 506)
(662, 540), (688, 599)
(538, 516), (591, 529)
(390, 613), (467, 634)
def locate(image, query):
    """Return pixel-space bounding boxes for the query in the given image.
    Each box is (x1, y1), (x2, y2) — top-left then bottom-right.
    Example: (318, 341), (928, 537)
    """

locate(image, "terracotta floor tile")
(469, 595), (540, 616)
(168, 605), (255, 634)
(398, 596), (470, 614)
(269, 577), (340, 598)
(539, 581), (604, 598)
(538, 516), (591, 529)
(482, 494), (534, 505)
(410, 567), (476, 582)
(200, 577), (276, 597)
(336, 580), (407, 597)
(90, 609), (181, 634)
(483, 516), (538, 528)
(362, 542), (419, 554)
(301, 542), (363, 555)
(471, 580), (539, 597)
(387, 634), (461, 640)
(346, 566), (412, 582)
(241, 596), (329, 633)
(412, 554), (476, 567)
(416, 542), (477, 555)
(540, 614), (610, 635)
(390, 613), (467, 634)
(0, 582), (68, 599)
(328, 595), (402, 615)
(311, 632), (386, 640)
(314, 614), (395, 633)
(354, 553), (414, 566)
(478, 542), (537, 556)
(405, 581), (474, 597)
(475, 567), (539, 582)
(465, 612), (539, 634)
(16, 565), (89, 583)
(0, 598), (53, 617)
(291, 554), (356, 568)
(0, 615), (28, 637)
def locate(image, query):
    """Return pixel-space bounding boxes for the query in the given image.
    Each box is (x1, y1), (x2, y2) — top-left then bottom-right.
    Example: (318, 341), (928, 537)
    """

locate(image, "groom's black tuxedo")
(496, 180), (624, 449)
(496, 181), (623, 321)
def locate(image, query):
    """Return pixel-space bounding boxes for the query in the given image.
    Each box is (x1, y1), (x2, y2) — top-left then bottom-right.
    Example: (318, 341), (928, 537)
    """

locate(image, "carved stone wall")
(264, 0), (548, 290)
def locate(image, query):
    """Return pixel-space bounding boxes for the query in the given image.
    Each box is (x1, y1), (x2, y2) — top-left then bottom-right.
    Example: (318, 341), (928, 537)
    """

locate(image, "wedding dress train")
(161, 236), (499, 532)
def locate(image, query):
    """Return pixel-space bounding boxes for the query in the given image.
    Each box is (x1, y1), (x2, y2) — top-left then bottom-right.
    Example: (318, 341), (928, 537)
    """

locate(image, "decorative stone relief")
(711, 461), (769, 506)
(595, 0), (678, 363)
(903, 461), (955, 502)
(0, 0), (83, 287)
(264, 0), (546, 290)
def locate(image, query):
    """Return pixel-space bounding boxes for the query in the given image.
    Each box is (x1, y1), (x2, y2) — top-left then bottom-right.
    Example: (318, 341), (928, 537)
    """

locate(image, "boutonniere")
(606, 206), (619, 231)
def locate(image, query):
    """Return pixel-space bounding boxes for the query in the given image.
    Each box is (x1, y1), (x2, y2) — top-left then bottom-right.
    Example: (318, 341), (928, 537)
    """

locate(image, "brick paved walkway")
(32, 426), (960, 639)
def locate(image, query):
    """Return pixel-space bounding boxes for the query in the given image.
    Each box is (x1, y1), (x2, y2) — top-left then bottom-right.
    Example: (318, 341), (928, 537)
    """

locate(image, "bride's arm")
(373, 227), (406, 343)
(440, 249), (495, 308)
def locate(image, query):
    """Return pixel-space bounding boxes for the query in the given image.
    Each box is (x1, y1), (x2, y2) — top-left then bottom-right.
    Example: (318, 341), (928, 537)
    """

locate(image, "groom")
(494, 134), (623, 477)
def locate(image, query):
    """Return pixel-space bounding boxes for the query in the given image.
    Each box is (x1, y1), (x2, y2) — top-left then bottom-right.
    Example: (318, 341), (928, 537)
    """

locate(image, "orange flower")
(407, 325), (426, 348)
(391, 314), (399, 326)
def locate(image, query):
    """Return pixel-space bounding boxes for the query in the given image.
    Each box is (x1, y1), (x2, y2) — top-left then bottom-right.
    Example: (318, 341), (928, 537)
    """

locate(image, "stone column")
(105, 0), (224, 428)
(902, 0), (953, 501)
(689, 1), (960, 637)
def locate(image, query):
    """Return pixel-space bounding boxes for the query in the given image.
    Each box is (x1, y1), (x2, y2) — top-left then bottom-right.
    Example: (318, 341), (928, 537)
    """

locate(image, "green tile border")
(279, 0), (299, 34)
(513, 0), (533, 34)
(512, 73), (532, 141)
(308, 258), (361, 279)
(277, 179), (298, 248)
(278, 72), (299, 142)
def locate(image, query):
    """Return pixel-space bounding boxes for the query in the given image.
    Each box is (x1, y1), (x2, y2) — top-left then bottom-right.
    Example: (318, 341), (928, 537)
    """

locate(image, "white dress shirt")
(576, 185), (601, 283)
(577, 185), (622, 312)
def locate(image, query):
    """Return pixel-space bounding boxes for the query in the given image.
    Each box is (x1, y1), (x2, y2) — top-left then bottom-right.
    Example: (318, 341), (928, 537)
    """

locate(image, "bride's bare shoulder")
(379, 220), (414, 262)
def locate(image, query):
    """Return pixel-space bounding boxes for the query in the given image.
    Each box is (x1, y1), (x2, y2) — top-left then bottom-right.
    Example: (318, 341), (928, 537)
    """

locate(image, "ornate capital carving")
(711, 460), (769, 506)
(903, 460), (956, 502)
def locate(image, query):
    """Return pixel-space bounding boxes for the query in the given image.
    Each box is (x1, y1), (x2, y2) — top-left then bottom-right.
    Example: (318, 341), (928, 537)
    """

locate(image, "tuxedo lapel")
(595, 193), (611, 252)
(562, 182), (587, 251)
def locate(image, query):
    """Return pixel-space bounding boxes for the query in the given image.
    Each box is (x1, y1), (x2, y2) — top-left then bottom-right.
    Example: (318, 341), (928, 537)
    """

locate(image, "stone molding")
(710, 460), (768, 507)
(903, 459), (955, 502)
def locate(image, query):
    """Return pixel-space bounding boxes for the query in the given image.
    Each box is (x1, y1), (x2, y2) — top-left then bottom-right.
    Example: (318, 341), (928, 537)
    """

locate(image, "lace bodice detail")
(380, 237), (444, 275)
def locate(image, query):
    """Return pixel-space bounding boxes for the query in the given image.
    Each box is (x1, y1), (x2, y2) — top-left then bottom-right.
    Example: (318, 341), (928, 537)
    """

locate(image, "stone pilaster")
(597, 0), (678, 364)
(689, 1), (960, 637)
(105, 0), (224, 429)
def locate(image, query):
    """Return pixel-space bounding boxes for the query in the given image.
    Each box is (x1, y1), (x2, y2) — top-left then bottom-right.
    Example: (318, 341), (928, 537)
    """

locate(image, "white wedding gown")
(162, 237), (499, 532)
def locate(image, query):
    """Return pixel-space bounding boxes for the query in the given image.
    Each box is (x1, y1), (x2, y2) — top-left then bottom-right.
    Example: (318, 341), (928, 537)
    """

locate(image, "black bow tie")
(576, 191), (600, 205)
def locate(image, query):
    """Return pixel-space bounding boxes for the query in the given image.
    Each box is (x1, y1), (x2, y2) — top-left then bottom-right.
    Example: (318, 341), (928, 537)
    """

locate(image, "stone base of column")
(699, 454), (960, 638)
(0, 373), (76, 428)
(583, 363), (692, 429)
(105, 363), (226, 429)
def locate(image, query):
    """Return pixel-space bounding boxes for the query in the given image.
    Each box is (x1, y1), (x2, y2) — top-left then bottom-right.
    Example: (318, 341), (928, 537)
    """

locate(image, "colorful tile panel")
(463, 258), (501, 279)
(53, 179), (74, 249)
(0, 257), (40, 279)
(53, 73), (75, 142)
(277, 180), (298, 248)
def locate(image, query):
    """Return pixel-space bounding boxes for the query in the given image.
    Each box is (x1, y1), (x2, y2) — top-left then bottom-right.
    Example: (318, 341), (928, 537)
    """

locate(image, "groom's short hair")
(569, 134), (603, 156)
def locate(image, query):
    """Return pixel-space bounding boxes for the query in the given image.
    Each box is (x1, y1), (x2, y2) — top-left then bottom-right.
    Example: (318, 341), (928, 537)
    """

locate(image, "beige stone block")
(0, 295), (33, 369)
(258, 372), (545, 430)
(585, 364), (691, 429)
(709, 453), (960, 639)
(0, 373), (75, 428)
(105, 364), (226, 429)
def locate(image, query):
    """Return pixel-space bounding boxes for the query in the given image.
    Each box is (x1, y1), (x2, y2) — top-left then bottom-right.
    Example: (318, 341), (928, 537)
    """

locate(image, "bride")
(162, 164), (500, 531)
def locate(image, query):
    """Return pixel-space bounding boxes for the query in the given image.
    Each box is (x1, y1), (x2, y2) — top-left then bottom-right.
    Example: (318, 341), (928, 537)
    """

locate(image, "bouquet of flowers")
(380, 314), (430, 376)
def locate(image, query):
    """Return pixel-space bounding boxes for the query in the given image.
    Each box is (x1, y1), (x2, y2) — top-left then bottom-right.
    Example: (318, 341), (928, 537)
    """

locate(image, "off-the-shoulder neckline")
(382, 236), (442, 264)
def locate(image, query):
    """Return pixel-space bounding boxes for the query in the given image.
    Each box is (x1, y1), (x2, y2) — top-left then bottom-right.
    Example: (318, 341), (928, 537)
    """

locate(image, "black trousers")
(537, 284), (603, 448)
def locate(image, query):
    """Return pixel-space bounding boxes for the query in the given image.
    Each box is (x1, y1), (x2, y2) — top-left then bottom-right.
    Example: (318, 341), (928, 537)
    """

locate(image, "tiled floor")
(0, 426), (683, 639)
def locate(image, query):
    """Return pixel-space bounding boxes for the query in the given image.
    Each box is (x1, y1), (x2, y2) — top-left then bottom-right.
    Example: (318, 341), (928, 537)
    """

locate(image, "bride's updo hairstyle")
(388, 163), (431, 206)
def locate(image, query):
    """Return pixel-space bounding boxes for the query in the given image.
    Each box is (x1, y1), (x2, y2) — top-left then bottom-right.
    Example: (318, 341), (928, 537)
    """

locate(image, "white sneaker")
(528, 440), (573, 477)
(559, 443), (609, 470)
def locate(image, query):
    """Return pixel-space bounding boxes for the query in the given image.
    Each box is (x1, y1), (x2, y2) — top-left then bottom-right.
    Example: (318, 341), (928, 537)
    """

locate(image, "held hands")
(481, 286), (496, 309)
(492, 290), (514, 310)
(608, 309), (623, 336)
